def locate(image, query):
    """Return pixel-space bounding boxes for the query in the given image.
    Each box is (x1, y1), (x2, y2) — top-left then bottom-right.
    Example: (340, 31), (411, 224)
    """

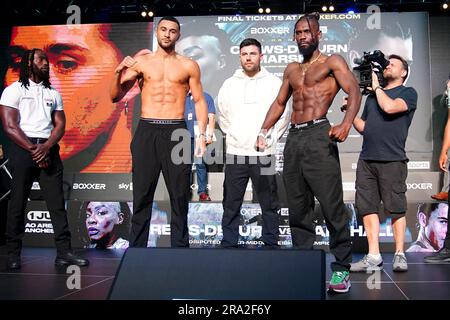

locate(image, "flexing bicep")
(119, 53), (150, 89)
(120, 66), (140, 85)
(111, 56), (142, 103)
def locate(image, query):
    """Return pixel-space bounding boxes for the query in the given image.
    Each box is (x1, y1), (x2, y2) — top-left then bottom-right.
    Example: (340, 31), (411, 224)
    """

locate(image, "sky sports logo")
(351, 161), (430, 170)
(118, 183), (133, 191)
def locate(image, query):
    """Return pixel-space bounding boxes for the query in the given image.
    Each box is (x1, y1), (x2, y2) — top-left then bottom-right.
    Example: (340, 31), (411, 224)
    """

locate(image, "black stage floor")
(0, 247), (449, 300)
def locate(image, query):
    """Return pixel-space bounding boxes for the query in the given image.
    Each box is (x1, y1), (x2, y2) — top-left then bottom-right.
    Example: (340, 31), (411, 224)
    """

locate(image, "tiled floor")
(0, 247), (121, 300)
(326, 253), (450, 300)
(0, 247), (449, 300)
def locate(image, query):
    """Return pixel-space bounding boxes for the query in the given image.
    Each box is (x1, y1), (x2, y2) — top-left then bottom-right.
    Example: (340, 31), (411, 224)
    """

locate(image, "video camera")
(353, 50), (389, 95)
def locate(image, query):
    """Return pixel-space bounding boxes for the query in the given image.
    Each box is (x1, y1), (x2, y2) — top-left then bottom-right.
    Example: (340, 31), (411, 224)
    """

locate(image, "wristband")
(257, 131), (268, 146)
(258, 129), (269, 139)
(196, 133), (206, 141)
(374, 86), (383, 92)
(257, 133), (267, 139)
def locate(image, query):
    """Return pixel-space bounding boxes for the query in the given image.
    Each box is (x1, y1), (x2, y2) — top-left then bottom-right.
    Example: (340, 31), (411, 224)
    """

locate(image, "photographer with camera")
(348, 54), (417, 273)
(353, 50), (389, 95)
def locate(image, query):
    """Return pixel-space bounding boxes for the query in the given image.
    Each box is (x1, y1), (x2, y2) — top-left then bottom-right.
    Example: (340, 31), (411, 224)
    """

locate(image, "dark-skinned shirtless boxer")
(256, 13), (362, 293)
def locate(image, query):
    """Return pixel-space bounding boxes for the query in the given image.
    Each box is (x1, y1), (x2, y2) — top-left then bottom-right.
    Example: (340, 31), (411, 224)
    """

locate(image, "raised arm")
(370, 71), (408, 114)
(110, 50), (151, 103)
(328, 54), (362, 142)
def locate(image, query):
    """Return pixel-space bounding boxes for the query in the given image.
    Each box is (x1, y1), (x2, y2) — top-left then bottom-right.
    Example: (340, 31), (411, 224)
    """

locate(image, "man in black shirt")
(349, 54), (417, 273)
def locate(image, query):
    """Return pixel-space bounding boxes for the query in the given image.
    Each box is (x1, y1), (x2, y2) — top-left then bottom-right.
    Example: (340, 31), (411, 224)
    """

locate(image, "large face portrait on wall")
(2, 22), (152, 173)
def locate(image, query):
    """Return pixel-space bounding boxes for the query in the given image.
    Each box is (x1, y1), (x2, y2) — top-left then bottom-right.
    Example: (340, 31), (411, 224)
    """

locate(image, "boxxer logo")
(73, 183), (106, 190)
(250, 27), (290, 34)
(407, 183), (433, 190)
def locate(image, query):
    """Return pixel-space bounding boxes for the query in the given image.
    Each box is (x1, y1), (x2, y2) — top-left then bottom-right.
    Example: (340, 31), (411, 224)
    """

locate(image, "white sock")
(395, 251), (405, 256)
(368, 253), (382, 261)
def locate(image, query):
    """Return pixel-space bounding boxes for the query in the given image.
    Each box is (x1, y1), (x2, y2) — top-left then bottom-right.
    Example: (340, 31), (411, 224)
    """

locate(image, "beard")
(242, 63), (259, 74)
(298, 41), (318, 58)
(383, 70), (396, 83)
(39, 70), (50, 81)
(158, 38), (175, 51)
(32, 64), (50, 81)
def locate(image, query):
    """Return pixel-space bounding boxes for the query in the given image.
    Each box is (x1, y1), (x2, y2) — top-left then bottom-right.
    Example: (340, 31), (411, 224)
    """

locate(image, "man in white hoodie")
(217, 38), (290, 248)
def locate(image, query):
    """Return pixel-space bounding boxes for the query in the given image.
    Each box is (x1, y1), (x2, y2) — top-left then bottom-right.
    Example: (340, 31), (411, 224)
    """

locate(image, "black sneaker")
(7, 256), (21, 270)
(55, 252), (90, 267)
(424, 247), (450, 263)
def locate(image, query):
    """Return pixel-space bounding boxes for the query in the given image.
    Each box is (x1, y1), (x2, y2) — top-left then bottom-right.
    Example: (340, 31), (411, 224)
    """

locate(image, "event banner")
(21, 171), (441, 203)
(0, 13), (432, 200)
(159, 12), (431, 157)
(22, 200), (447, 254)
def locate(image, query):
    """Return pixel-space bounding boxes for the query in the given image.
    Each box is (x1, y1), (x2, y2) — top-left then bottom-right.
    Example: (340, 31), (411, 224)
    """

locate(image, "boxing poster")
(160, 13), (431, 166)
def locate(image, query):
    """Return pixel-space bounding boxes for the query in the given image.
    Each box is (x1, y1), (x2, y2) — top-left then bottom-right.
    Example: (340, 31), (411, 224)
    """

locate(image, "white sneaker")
(350, 255), (383, 272)
(393, 253), (408, 272)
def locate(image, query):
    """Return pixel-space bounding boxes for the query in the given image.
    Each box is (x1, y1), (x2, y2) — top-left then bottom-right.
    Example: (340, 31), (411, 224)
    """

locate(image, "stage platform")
(0, 247), (449, 300)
